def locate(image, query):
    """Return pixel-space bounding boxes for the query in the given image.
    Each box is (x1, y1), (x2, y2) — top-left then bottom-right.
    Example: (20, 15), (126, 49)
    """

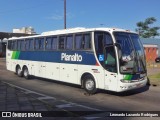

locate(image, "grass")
(148, 73), (160, 86)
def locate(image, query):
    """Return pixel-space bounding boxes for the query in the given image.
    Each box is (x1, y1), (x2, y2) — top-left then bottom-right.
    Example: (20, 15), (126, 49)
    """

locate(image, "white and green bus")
(6, 27), (147, 94)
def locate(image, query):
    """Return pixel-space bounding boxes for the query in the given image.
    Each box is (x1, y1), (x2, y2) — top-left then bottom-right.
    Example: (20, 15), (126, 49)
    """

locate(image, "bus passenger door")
(104, 45), (118, 91)
(95, 32), (118, 91)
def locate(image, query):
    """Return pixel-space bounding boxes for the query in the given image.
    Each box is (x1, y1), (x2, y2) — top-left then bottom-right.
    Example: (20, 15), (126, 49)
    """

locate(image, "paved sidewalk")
(0, 81), (84, 120)
(0, 81), (50, 111)
(0, 81), (103, 120)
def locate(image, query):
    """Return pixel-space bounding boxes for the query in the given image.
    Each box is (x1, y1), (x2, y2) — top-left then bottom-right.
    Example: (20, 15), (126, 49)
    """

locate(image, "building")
(0, 31), (37, 57)
(13, 27), (36, 34)
(143, 44), (158, 62)
(141, 38), (160, 62)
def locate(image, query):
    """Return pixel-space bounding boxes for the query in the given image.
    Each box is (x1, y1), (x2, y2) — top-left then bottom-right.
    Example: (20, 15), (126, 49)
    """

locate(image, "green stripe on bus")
(11, 51), (20, 59)
(124, 75), (133, 80)
(11, 51), (16, 59)
(15, 51), (20, 59)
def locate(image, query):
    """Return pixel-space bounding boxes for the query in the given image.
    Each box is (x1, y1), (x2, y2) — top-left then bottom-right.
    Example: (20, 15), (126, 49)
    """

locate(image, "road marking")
(2, 81), (56, 99)
(84, 117), (101, 120)
(2, 81), (101, 112)
(56, 103), (73, 108)
(60, 100), (101, 111)
(37, 96), (56, 100)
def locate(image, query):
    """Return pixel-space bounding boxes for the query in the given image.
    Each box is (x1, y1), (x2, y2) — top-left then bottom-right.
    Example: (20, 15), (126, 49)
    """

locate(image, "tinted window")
(12, 40), (17, 50)
(35, 38), (39, 50)
(17, 40), (21, 50)
(21, 40), (25, 51)
(46, 37), (52, 50)
(46, 37), (57, 50)
(25, 39), (34, 51)
(75, 33), (91, 50)
(8, 41), (12, 50)
(25, 39), (30, 50)
(94, 32), (115, 69)
(35, 38), (44, 50)
(75, 35), (82, 49)
(17, 40), (25, 51)
(59, 36), (65, 50)
(83, 34), (91, 49)
(104, 34), (113, 45)
(66, 36), (73, 50)
(95, 32), (113, 53)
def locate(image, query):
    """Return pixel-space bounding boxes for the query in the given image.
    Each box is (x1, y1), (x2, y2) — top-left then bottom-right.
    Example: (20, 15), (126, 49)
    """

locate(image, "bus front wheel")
(83, 75), (97, 94)
(23, 67), (30, 79)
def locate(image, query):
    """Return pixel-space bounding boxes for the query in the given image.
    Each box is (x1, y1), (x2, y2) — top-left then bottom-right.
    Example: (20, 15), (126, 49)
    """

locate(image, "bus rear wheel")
(83, 75), (97, 94)
(16, 66), (22, 77)
(23, 67), (30, 79)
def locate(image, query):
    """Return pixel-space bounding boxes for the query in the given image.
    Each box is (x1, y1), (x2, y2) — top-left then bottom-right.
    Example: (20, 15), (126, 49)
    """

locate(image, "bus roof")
(7, 27), (137, 40)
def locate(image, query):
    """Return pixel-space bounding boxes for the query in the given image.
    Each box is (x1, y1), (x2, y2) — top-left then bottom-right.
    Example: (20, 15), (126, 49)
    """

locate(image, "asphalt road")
(0, 58), (160, 112)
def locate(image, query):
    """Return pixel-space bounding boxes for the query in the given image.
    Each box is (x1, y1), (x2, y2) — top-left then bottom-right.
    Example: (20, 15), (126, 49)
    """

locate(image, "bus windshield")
(114, 32), (146, 74)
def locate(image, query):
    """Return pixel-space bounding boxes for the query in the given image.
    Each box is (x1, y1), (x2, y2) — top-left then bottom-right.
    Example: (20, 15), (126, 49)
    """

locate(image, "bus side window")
(46, 37), (52, 50)
(8, 41), (12, 50)
(30, 39), (34, 50)
(25, 39), (30, 51)
(51, 37), (57, 50)
(75, 33), (91, 50)
(95, 33), (104, 53)
(66, 35), (73, 50)
(12, 40), (17, 50)
(59, 36), (65, 50)
(83, 34), (91, 49)
(46, 37), (57, 50)
(35, 38), (44, 50)
(21, 40), (25, 51)
(75, 34), (82, 50)
(39, 38), (44, 50)
(17, 40), (21, 51)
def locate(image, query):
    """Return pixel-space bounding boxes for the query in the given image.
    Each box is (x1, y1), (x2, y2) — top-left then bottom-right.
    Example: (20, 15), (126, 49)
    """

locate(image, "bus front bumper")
(117, 77), (148, 92)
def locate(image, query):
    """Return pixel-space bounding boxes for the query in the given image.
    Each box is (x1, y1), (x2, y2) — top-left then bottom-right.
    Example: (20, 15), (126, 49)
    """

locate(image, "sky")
(0, 0), (160, 34)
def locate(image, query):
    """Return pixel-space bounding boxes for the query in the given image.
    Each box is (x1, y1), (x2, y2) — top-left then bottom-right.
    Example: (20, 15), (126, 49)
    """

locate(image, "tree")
(135, 17), (160, 38)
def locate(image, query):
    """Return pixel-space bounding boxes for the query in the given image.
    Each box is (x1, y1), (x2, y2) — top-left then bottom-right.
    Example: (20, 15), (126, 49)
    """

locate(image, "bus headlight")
(120, 79), (131, 83)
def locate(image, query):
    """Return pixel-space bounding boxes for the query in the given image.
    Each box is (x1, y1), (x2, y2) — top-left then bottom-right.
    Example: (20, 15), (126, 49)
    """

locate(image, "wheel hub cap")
(86, 80), (94, 90)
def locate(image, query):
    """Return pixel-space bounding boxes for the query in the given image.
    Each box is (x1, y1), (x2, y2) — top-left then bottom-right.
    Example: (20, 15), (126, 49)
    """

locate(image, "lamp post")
(64, 0), (66, 29)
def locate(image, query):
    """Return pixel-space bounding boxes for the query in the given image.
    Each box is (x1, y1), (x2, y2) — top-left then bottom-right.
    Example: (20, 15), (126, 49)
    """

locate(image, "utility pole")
(64, 0), (66, 29)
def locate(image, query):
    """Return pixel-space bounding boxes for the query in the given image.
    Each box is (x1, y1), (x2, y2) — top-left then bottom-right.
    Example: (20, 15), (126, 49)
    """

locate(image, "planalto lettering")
(61, 53), (82, 62)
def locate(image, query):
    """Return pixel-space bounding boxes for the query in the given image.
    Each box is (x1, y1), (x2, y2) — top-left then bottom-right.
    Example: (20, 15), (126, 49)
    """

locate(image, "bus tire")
(16, 66), (22, 77)
(83, 75), (97, 94)
(23, 67), (30, 79)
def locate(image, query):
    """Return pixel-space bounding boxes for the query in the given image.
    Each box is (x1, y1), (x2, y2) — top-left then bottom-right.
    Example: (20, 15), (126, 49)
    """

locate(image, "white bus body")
(6, 28), (147, 94)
